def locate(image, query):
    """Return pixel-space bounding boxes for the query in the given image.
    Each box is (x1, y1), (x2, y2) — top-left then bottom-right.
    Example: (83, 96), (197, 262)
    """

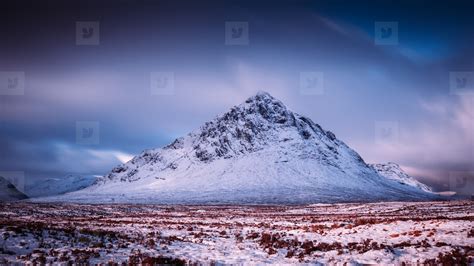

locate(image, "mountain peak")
(251, 91), (276, 100)
(192, 92), (294, 161)
(151, 91), (342, 164)
(243, 91), (288, 116)
(257, 90), (272, 97)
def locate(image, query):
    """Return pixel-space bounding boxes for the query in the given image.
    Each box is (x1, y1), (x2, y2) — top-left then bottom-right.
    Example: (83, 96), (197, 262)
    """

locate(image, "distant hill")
(26, 175), (96, 197)
(0, 176), (28, 201)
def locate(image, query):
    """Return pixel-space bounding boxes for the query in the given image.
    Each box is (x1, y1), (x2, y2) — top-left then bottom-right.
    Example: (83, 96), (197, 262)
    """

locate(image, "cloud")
(1, 2), (472, 192)
(361, 95), (474, 189)
(0, 137), (132, 179)
(88, 149), (134, 164)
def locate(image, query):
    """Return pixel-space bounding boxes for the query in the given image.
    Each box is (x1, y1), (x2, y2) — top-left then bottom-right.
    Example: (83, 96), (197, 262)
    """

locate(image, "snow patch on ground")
(0, 201), (472, 264)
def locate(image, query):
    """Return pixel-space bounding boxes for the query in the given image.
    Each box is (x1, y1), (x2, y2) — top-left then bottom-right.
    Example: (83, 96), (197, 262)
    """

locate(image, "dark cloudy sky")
(1, 0), (473, 192)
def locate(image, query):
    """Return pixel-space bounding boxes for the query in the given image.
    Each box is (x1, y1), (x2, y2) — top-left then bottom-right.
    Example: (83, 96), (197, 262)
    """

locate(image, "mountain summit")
(50, 91), (437, 203)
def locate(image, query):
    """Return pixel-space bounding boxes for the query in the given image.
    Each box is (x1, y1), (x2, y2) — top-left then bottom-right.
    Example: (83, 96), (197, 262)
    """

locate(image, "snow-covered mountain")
(0, 176), (28, 202)
(45, 91), (438, 204)
(26, 175), (97, 197)
(370, 163), (433, 193)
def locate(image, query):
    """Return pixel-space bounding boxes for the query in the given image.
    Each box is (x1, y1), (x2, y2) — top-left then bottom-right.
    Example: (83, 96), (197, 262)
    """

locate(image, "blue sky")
(1, 0), (473, 191)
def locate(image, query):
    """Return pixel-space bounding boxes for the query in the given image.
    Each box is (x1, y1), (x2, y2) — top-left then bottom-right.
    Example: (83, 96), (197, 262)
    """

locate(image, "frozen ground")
(0, 201), (472, 265)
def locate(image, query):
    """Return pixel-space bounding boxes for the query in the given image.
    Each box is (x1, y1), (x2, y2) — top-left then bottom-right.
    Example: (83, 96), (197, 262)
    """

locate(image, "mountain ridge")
(101, 91), (369, 184)
(26, 175), (97, 197)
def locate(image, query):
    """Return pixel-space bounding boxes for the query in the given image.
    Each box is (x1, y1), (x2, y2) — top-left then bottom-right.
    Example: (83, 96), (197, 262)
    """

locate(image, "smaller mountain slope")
(370, 163), (433, 193)
(0, 176), (28, 201)
(26, 175), (97, 197)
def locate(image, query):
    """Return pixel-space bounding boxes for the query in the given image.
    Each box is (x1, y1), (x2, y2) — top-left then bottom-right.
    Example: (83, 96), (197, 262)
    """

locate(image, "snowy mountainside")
(44, 91), (438, 204)
(370, 163), (433, 193)
(26, 175), (97, 197)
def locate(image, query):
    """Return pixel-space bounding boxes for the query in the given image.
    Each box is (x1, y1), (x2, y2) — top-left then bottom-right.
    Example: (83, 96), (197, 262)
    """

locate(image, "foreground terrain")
(0, 201), (472, 265)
